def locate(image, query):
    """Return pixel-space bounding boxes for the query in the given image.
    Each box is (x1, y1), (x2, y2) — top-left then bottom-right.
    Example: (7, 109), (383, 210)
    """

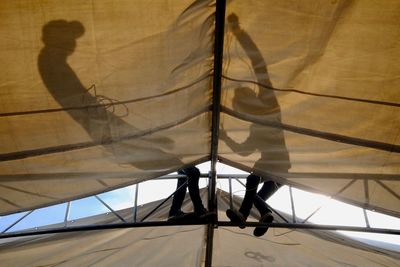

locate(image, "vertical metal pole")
(206, 0), (226, 266)
(363, 209), (370, 228)
(64, 201), (71, 227)
(289, 186), (296, 223)
(208, 171), (215, 213)
(133, 183), (139, 223)
(228, 177), (233, 210)
(209, 0), (226, 214)
(363, 179), (370, 227)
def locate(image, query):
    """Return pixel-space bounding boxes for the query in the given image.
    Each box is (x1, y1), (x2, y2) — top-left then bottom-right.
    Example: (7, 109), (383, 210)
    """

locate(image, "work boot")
(168, 210), (196, 222)
(195, 208), (216, 222)
(226, 209), (246, 229)
(253, 212), (273, 237)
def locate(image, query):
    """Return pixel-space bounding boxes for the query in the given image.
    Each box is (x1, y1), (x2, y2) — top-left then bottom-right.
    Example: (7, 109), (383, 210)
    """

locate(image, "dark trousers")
(239, 174), (281, 218)
(169, 166), (205, 216)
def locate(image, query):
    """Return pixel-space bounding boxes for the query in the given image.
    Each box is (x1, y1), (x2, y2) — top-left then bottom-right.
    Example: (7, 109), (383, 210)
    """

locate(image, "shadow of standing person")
(38, 20), (211, 220)
(221, 13), (291, 237)
(38, 20), (131, 144)
(38, 20), (181, 170)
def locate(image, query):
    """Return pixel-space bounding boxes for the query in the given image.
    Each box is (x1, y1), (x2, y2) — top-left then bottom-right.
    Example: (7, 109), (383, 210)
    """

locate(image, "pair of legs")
(239, 174), (280, 219)
(227, 174), (281, 236)
(168, 166), (207, 218)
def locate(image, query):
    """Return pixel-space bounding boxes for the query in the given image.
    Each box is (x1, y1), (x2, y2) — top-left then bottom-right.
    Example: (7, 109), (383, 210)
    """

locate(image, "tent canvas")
(0, 0), (399, 266)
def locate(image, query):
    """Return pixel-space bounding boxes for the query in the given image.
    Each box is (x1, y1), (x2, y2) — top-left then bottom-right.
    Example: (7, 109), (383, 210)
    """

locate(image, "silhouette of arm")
(227, 13), (278, 108)
(220, 127), (255, 157)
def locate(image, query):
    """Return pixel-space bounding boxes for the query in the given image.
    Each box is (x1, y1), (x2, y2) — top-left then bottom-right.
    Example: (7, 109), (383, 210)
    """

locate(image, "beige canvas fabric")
(0, 0), (214, 215)
(0, 0), (399, 218)
(0, 191), (398, 267)
(0, 195), (207, 267)
(220, 0), (400, 216)
(215, 190), (400, 266)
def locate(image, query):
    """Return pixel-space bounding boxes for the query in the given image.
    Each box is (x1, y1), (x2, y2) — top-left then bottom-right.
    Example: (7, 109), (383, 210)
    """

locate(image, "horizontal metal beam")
(3, 172), (396, 182)
(218, 221), (400, 235)
(1, 221), (398, 240)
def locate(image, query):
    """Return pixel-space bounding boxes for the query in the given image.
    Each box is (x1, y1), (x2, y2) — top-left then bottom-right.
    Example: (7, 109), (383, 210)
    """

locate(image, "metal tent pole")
(133, 183), (139, 223)
(289, 186), (297, 223)
(64, 202), (71, 227)
(1, 221), (399, 240)
(206, 0), (226, 266)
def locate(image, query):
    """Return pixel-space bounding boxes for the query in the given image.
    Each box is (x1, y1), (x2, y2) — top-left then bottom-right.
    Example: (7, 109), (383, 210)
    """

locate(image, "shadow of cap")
(42, 20), (84, 46)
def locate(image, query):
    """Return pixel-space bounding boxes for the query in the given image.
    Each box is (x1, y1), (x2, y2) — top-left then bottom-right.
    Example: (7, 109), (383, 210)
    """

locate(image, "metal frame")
(64, 202), (71, 227)
(2, 175), (399, 238)
(140, 179), (188, 222)
(206, 0), (227, 265)
(1, 174), (399, 266)
(1, 220), (399, 240)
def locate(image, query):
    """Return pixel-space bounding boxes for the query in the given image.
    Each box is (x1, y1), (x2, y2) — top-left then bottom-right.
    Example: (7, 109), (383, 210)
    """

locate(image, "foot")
(168, 211), (196, 222)
(253, 212), (273, 237)
(226, 209), (246, 229)
(195, 208), (217, 222)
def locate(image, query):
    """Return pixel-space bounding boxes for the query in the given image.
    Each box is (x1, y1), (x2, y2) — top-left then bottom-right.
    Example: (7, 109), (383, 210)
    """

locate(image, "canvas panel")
(219, 114), (400, 216)
(0, 112), (211, 215)
(221, 1), (400, 216)
(0, 196), (207, 267)
(213, 227), (400, 267)
(0, 0), (214, 214)
(213, 190), (399, 267)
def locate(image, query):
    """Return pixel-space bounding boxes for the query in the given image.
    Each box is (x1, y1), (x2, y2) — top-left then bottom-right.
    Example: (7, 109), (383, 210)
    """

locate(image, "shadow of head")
(227, 13), (239, 31)
(42, 20), (85, 54)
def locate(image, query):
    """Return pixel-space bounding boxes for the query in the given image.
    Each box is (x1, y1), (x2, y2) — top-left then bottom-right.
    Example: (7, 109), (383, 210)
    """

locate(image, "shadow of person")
(223, 12), (291, 175)
(223, 87), (291, 173)
(221, 13), (291, 237)
(38, 20), (180, 170)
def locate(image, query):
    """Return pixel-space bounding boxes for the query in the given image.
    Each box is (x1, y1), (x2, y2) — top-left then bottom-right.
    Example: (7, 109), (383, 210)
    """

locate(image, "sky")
(0, 161), (399, 252)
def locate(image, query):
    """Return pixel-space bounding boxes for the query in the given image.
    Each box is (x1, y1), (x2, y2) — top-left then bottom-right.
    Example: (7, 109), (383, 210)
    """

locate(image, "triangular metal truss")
(1, 173), (399, 266)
